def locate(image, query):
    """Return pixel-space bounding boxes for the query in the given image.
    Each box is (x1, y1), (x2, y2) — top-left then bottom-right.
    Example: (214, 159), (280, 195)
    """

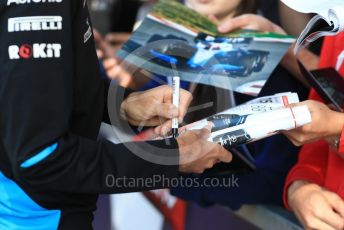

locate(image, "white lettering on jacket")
(7, 0), (62, 6)
(8, 16), (62, 32)
(8, 43), (62, 59)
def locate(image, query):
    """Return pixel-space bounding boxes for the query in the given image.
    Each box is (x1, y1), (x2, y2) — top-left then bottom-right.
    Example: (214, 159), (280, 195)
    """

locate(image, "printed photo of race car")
(144, 33), (270, 77)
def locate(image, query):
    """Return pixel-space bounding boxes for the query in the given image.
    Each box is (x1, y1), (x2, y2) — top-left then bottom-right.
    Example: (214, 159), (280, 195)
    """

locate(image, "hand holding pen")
(121, 85), (192, 137)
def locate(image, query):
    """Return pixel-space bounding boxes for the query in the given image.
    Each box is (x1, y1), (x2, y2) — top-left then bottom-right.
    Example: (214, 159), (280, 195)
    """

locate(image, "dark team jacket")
(0, 1), (179, 229)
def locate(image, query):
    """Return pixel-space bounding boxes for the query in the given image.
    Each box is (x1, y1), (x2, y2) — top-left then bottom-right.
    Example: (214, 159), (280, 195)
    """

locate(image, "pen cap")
(291, 105), (312, 127)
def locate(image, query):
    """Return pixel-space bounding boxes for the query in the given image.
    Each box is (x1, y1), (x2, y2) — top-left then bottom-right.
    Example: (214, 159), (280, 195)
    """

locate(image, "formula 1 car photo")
(144, 33), (270, 77)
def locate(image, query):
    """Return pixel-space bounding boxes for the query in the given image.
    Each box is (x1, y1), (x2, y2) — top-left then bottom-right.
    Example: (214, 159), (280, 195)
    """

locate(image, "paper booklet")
(176, 92), (311, 150)
(281, 0), (344, 54)
(117, 0), (294, 96)
(148, 92), (311, 175)
(125, 92), (311, 175)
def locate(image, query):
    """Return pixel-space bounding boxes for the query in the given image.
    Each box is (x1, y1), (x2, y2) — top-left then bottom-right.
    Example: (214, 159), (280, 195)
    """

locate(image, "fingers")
(154, 120), (172, 136)
(178, 89), (193, 121)
(314, 209), (344, 230)
(177, 129), (232, 174)
(287, 101), (310, 109)
(325, 191), (344, 218)
(95, 37), (115, 59)
(107, 66), (122, 80)
(212, 144), (232, 163)
(193, 127), (211, 140)
(145, 86), (193, 123)
(288, 183), (344, 230)
(105, 32), (130, 44)
(126, 111), (174, 133)
(282, 124), (318, 147)
(104, 33), (118, 44)
(151, 102), (179, 119)
(208, 14), (220, 25)
(302, 217), (338, 230)
(288, 100), (320, 111)
(131, 117), (168, 127)
(218, 14), (255, 33)
(294, 204), (340, 230)
(300, 191), (344, 230)
(282, 129), (303, 146)
(102, 58), (121, 79)
(160, 86), (193, 120)
(103, 58), (118, 69)
(123, 85), (192, 135)
(217, 14), (286, 35)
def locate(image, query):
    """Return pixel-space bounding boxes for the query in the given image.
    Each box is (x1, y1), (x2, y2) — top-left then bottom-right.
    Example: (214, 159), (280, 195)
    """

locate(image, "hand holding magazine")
(118, 0), (294, 96)
(179, 92), (311, 149)
(281, 0), (344, 54)
(149, 92), (312, 174)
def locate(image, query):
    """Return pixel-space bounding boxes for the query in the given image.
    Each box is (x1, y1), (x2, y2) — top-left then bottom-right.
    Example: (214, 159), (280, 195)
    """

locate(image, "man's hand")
(288, 181), (344, 230)
(282, 100), (344, 146)
(121, 85), (193, 136)
(177, 127), (232, 174)
(216, 14), (286, 34)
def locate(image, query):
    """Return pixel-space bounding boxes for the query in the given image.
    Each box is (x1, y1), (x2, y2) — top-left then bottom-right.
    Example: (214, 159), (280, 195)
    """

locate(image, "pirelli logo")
(8, 16), (62, 32)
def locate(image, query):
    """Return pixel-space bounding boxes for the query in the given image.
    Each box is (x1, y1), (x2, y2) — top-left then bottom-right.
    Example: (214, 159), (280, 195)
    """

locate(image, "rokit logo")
(7, 0), (62, 6)
(8, 43), (61, 59)
(8, 16), (62, 32)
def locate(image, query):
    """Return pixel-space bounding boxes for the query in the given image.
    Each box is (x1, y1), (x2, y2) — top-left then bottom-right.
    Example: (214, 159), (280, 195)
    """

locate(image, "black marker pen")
(172, 76), (180, 138)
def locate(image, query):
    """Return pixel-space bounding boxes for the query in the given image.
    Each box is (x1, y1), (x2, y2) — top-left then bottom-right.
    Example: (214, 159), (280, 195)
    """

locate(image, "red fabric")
(143, 190), (186, 230)
(284, 33), (344, 208)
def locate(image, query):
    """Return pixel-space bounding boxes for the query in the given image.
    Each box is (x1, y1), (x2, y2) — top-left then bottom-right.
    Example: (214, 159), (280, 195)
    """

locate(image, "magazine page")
(177, 93), (311, 149)
(117, 0), (294, 96)
(180, 92), (299, 133)
(147, 92), (311, 153)
(208, 105), (311, 148)
(281, 0), (344, 54)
